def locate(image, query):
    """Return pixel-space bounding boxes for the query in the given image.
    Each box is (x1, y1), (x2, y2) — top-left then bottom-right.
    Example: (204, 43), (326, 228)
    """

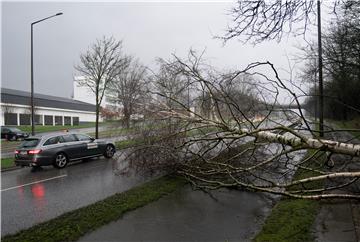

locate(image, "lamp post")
(31, 12), (63, 135)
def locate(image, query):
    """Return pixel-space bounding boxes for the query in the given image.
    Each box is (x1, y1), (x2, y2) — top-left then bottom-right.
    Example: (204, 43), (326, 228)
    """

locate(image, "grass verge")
(331, 117), (360, 137)
(115, 139), (142, 149)
(1, 176), (186, 242)
(1, 158), (15, 169)
(254, 199), (319, 242)
(254, 150), (326, 242)
(16, 123), (97, 133)
(88, 126), (134, 138)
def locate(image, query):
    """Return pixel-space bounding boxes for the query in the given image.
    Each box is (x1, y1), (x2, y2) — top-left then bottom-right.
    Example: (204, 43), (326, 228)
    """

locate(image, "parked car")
(14, 133), (116, 169)
(1, 126), (29, 141)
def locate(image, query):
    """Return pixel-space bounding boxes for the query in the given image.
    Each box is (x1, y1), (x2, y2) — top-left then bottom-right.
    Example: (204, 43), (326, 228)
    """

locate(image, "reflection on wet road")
(1, 174), (67, 192)
(1, 156), (148, 236)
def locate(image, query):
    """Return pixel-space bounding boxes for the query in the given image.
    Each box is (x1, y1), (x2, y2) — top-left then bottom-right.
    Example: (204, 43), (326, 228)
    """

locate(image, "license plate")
(20, 151), (27, 154)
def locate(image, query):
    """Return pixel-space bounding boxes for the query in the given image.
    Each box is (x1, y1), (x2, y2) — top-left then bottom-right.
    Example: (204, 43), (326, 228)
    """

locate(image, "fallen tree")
(124, 51), (360, 200)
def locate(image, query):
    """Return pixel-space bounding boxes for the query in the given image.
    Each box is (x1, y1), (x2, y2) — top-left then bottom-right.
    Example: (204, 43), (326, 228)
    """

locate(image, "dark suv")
(14, 133), (116, 169)
(1, 126), (29, 141)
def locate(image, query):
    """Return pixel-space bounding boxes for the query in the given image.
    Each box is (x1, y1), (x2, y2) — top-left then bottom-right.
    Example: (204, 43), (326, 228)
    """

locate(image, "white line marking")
(1, 174), (68, 192)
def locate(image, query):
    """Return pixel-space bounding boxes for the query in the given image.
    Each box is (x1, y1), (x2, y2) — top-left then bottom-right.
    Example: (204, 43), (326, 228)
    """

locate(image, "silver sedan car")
(14, 133), (116, 169)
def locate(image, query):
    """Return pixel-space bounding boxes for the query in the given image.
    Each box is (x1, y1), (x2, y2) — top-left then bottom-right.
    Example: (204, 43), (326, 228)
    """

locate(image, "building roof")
(1, 88), (96, 112)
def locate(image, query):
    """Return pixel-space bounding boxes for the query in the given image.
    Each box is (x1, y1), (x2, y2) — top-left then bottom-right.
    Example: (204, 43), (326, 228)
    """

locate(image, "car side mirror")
(90, 137), (95, 142)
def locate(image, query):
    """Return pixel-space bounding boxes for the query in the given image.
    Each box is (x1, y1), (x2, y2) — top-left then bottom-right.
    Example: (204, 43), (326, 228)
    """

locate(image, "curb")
(351, 201), (360, 242)
(1, 166), (22, 172)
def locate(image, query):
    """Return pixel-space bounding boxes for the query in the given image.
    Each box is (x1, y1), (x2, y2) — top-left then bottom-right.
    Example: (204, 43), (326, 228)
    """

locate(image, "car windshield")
(19, 138), (40, 148)
(8, 128), (22, 132)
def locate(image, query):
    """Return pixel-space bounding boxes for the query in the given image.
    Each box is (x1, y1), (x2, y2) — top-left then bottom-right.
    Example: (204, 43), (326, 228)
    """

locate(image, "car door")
(75, 134), (101, 157)
(61, 134), (85, 160)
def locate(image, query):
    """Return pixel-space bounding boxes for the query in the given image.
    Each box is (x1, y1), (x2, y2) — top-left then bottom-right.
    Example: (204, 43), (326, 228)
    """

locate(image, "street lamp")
(30, 12), (63, 135)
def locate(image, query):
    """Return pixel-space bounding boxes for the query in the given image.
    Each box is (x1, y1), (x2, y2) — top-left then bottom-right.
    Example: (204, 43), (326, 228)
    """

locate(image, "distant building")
(72, 77), (96, 105)
(73, 78), (122, 121)
(0, 88), (98, 126)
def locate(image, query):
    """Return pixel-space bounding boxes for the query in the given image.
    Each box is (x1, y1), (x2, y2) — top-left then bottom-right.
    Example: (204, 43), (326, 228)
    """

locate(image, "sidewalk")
(313, 129), (360, 242)
(78, 186), (275, 242)
(315, 200), (359, 242)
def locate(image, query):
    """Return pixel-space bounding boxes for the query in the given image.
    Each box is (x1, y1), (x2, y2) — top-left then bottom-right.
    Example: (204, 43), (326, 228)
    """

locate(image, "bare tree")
(222, 0), (357, 137)
(75, 36), (128, 138)
(222, 0), (347, 43)
(154, 57), (190, 110)
(124, 51), (360, 200)
(300, 2), (360, 121)
(107, 57), (148, 128)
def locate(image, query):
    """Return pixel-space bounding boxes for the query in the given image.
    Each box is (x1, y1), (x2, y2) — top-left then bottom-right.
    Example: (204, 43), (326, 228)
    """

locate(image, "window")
(4, 113), (17, 125)
(62, 134), (78, 142)
(9, 127), (22, 132)
(55, 116), (62, 126)
(76, 134), (92, 141)
(1, 127), (10, 133)
(20, 138), (40, 148)
(43, 136), (63, 146)
(20, 114), (31, 125)
(45, 115), (53, 125)
(73, 117), (79, 126)
(35, 115), (42, 125)
(64, 116), (71, 125)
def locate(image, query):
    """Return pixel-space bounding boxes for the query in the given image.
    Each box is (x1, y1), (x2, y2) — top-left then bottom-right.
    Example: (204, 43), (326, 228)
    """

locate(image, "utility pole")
(317, 0), (324, 137)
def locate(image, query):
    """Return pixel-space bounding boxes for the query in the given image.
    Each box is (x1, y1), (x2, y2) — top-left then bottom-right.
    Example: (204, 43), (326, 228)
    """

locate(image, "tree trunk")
(123, 106), (130, 129)
(241, 127), (360, 157)
(95, 88), (99, 139)
(95, 104), (99, 139)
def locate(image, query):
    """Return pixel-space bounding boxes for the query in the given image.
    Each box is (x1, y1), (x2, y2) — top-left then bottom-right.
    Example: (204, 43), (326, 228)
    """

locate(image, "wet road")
(79, 186), (277, 242)
(1, 156), (148, 236)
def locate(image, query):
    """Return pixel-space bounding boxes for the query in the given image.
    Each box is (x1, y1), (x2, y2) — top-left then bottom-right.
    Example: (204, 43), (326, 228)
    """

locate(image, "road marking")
(1, 174), (67, 192)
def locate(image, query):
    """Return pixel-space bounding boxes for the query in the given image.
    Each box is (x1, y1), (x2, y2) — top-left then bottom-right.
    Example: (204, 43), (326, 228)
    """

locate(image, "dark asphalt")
(78, 186), (277, 242)
(314, 128), (360, 241)
(1, 155), (148, 236)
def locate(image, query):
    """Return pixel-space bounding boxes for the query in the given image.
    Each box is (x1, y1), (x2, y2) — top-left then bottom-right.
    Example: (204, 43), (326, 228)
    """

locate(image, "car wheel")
(53, 153), (68, 169)
(104, 145), (115, 158)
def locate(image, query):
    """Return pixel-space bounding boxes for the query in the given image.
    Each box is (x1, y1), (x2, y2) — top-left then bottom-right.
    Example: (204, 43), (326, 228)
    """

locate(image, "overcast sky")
(1, 1), (326, 100)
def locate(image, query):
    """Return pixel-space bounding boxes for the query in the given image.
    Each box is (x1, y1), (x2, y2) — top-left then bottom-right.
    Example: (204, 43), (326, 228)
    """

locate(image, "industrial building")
(0, 88), (97, 126)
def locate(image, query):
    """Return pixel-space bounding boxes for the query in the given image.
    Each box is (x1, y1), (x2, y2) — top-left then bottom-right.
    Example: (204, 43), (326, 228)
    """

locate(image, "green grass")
(254, 150), (326, 242)
(1, 158), (15, 169)
(115, 139), (141, 149)
(1, 140), (21, 150)
(1, 176), (186, 242)
(15, 123), (98, 133)
(113, 125), (223, 150)
(331, 117), (360, 137)
(88, 126), (135, 138)
(254, 199), (319, 242)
